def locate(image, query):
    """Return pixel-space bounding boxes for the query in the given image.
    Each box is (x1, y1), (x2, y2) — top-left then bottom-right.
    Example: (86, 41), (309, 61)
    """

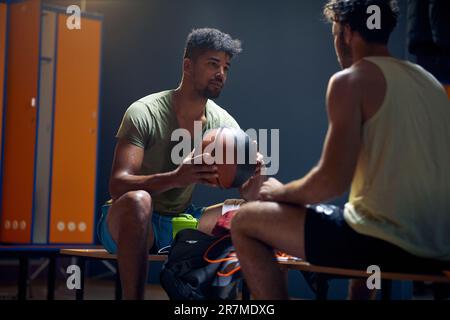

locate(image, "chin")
(203, 88), (222, 99)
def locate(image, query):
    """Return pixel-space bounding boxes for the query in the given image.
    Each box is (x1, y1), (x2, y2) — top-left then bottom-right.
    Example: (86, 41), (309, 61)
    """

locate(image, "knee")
(122, 190), (152, 223)
(230, 201), (263, 235)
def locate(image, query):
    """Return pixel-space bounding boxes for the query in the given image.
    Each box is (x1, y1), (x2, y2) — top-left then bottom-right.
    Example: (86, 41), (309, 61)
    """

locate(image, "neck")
(352, 43), (391, 63)
(173, 78), (207, 120)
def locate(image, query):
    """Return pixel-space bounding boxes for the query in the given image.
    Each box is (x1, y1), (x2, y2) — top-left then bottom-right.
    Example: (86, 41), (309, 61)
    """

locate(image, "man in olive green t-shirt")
(97, 28), (264, 299)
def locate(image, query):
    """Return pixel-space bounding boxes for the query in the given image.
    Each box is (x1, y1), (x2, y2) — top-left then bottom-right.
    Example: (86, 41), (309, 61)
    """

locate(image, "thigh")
(196, 203), (222, 235)
(235, 201), (308, 260)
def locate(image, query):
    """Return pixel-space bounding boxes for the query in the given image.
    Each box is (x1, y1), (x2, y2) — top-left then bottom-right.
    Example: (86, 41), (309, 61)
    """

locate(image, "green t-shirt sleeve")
(115, 102), (153, 148)
(221, 110), (240, 129)
(210, 103), (240, 129)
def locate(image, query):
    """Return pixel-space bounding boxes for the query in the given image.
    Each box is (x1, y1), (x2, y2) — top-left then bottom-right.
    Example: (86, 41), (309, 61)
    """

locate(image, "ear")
(343, 24), (353, 45)
(183, 58), (193, 76)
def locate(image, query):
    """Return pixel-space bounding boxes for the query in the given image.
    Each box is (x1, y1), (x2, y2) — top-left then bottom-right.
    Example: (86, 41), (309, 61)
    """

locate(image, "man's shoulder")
(123, 90), (173, 122)
(206, 99), (232, 118)
(328, 68), (361, 94)
(326, 67), (366, 114)
(330, 60), (382, 93)
(206, 99), (240, 129)
(136, 90), (172, 109)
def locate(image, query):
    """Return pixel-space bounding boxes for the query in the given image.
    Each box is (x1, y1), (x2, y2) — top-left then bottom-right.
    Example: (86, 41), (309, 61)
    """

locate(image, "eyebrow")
(207, 57), (231, 67)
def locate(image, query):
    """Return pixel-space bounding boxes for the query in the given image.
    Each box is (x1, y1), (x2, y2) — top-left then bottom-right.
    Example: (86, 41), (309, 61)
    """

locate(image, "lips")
(209, 81), (223, 89)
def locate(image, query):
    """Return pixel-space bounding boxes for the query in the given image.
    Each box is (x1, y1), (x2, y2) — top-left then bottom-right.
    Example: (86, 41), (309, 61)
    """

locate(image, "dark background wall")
(48, 0), (408, 224)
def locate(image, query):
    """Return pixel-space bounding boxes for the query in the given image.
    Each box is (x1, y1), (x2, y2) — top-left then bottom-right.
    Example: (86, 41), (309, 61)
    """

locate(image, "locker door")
(1, 0), (40, 243)
(0, 2), (6, 164)
(49, 14), (101, 243)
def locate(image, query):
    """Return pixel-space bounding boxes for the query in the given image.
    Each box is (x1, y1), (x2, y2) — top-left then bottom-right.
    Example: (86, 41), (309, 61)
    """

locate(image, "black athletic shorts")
(303, 204), (449, 274)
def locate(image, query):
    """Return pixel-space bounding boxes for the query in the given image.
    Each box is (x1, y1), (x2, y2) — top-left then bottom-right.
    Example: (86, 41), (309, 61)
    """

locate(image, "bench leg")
(18, 256), (29, 300)
(432, 283), (450, 300)
(115, 267), (122, 300)
(241, 280), (251, 300)
(381, 279), (392, 300)
(315, 276), (329, 300)
(75, 257), (86, 301)
(47, 256), (56, 300)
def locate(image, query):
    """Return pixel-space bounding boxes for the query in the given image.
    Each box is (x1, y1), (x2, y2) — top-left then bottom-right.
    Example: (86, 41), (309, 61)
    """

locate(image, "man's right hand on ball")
(172, 150), (218, 188)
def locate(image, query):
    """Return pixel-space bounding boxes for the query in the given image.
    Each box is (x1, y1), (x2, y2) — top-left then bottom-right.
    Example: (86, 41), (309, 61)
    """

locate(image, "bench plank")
(60, 249), (167, 262)
(278, 260), (450, 283)
(60, 249), (450, 284)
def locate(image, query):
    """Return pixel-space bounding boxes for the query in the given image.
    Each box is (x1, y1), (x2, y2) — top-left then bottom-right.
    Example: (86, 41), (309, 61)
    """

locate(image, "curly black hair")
(323, 0), (400, 44)
(184, 28), (242, 60)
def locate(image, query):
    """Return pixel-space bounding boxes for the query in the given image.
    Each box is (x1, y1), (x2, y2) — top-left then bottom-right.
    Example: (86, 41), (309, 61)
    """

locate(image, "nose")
(216, 67), (225, 80)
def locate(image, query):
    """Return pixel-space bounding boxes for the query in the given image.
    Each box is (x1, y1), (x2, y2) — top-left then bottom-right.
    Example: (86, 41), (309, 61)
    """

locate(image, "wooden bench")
(60, 249), (167, 262)
(60, 249), (167, 300)
(60, 249), (450, 300)
(278, 259), (450, 300)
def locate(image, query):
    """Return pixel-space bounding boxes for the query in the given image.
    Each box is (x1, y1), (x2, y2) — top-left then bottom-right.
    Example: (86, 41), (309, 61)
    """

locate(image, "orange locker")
(0, 2), (6, 164)
(1, 0), (40, 243)
(49, 14), (101, 243)
(0, 1), (102, 244)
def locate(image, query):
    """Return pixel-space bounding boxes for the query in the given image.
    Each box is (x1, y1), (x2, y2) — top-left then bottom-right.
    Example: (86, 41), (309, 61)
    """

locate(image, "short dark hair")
(184, 28), (242, 60)
(323, 0), (400, 44)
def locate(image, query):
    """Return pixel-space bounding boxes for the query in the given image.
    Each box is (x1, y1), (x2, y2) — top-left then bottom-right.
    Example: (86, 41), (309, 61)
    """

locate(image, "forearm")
(277, 166), (345, 206)
(109, 170), (179, 201)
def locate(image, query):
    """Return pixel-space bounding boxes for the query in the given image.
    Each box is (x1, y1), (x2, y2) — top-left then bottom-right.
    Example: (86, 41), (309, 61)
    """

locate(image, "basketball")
(197, 127), (257, 189)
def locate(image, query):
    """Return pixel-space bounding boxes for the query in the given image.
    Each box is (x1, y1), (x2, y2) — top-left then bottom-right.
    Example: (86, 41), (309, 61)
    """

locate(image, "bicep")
(110, 138), (144, 179)
(319, 74), (362, 189)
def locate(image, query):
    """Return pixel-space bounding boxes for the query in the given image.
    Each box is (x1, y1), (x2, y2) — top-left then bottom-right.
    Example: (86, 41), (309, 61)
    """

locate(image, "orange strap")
(217, 261), (241, 277)
(203, 235), (236, 264)
(203, 235), (241, 277)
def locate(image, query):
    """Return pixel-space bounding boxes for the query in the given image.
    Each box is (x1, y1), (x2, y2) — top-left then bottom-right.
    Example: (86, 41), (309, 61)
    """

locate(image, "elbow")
(333, 183), (350, 198)
(318, 171), (352, 199)
(108, 176), (122, 201)
(315, 162), (353, 197)
(328, 175), (352, 197)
